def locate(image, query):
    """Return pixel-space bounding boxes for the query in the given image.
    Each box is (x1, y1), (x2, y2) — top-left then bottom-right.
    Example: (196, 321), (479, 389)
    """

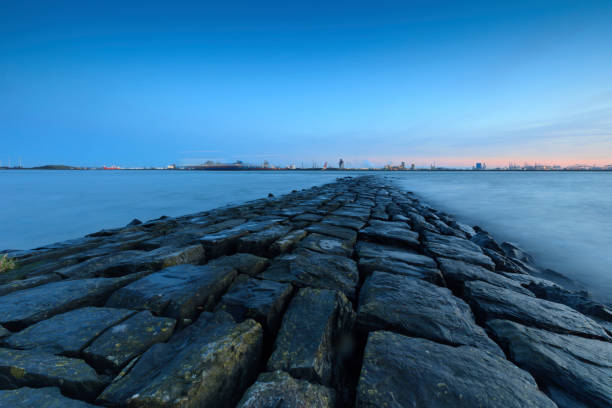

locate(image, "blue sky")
(1, 1), (611, 167)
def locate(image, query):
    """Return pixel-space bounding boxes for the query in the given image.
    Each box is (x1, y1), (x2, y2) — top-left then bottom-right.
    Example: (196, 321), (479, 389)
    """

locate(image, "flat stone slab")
(0, 348), (105, 400)
(216, 275), (293, 335)
(424, 232), (495, 270)
(357, 271), (502, 355)
(0, 274), (61, 297)
(320, 215), (366, 230)
(305, 223), (358, 243)
(464, 280), (610, 340)
(0, 387), (97, 408)
(488, 319), (612, 408)
(3, 307), (135, 356)
(358, 256), (443, 284)
(437, 257), (535, 296)
(355, 241), (438, 269)
(267, 288), (354, 386)
(356, 331), (557, 408)
(106, 264), (236, 321)
(0, 277), (130, 330)
(331, 206), (371, 221)
(236, 370), (336, 408)
(297, 233), (354, 257)
(206, 253), (269, 276)
(56, 244), (205, 279)
(200, 227), (250, 259)
(237, 225), (293, 256)
(269, 229), (307, 256)
(83, 310), (176, 371)
(359, 220), (420, 249)
(260, 248), (359, 299)
(97, 311), (263, 407)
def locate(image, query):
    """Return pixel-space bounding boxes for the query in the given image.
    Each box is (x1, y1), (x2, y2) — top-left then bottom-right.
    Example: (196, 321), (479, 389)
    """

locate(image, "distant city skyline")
(2, 1), (611, 167)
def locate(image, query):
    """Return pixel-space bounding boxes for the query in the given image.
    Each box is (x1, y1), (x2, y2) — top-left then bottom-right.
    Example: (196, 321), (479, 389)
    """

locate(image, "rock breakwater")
(0, 176), (610, 407)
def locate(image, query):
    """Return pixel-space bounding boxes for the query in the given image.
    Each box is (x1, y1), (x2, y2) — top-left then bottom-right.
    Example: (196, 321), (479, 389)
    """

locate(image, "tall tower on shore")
(339, 158), (344, 169)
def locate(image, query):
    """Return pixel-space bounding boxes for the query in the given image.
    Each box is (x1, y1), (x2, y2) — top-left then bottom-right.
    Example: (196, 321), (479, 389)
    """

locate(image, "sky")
(1, 1), (612, 168)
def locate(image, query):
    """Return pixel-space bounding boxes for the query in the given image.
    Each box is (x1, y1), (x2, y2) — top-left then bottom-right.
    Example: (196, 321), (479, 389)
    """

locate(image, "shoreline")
(0, 175), (610, 406)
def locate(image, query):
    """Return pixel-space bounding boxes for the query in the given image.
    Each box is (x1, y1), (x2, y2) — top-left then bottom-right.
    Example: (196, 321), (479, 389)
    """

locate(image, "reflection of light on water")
(389, 172), (612, 304)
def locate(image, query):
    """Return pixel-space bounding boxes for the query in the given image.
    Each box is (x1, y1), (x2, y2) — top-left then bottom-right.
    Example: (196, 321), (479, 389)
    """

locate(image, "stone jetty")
(0, 176), (610, 407)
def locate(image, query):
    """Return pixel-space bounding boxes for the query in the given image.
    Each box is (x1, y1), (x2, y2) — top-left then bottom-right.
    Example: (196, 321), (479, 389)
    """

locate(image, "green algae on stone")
(0, 348), (105, 400)
(97, 311), (263, 408)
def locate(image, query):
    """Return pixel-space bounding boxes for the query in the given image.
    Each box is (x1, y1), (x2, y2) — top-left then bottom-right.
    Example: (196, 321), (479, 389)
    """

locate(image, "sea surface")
(1, 170), (611, 303)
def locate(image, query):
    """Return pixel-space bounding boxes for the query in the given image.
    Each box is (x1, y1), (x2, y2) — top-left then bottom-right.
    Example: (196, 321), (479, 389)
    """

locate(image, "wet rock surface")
(357, 271), (502, 355)
(237, 370), (337, 408)
(2, 307), (135, 356)
(261, 248), (359, 299)
(216, 275), (293, 336)
(97, 311), (263, 407)
(356, 331), (557, 408)
(0, 175), (609, 406)
(267, 288), (354, 387)
(106, 264), (236, 321)
(83, 310), (176, 371)
(488, 319), (612, 408)
(465, 280), (610, 340)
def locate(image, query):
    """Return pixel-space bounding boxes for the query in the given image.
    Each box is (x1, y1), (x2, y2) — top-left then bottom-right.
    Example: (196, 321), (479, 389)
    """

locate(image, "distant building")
(410, 163), (415, 170)
(339, 158), (345, 169)
(474, 162), (486, 170)
(400, 161), (406, 169)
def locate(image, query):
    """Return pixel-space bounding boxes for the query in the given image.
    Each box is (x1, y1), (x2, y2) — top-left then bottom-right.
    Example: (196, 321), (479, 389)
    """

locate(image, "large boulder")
(236, 370), (336, 408)
(0, 274), (61, 297)
(206, 253), (269, 276)
(355, 241), (438, 269)
(423, 232), (495, 270)
(216, 275), (293, 336)
(260, 248), (359, 300)
(359, 220), (420, 249)
(55, 245), (205, 279)
(0, 277), (131, 330)
(2, 307), (135, 356)
(97, 311), (263, 407)
(0, 387), (96, 408)
(437, 257), (534, 296)
(332, 205), (371, 221)
(356, 331), (557, 408)
(106, 264), (236, 322)
(83, 310), (176, 371)
(488, 319), (612, 408)
(0, 348), (105, 400)
(305, 223), (358, 243)
(237, 225), (293, 256)
(357, 271), (502, 356)
(464, 280), (610, 341)
(358, 256), (443, 284)
(269, 229), (307, 256)
(321, 215), (367, 230)
(267, 288), (355, 387)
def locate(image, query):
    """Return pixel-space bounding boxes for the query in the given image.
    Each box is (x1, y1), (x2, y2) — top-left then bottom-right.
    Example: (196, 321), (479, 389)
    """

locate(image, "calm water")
(1, 170), (611, 303)
(387, 172), (612, 303)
